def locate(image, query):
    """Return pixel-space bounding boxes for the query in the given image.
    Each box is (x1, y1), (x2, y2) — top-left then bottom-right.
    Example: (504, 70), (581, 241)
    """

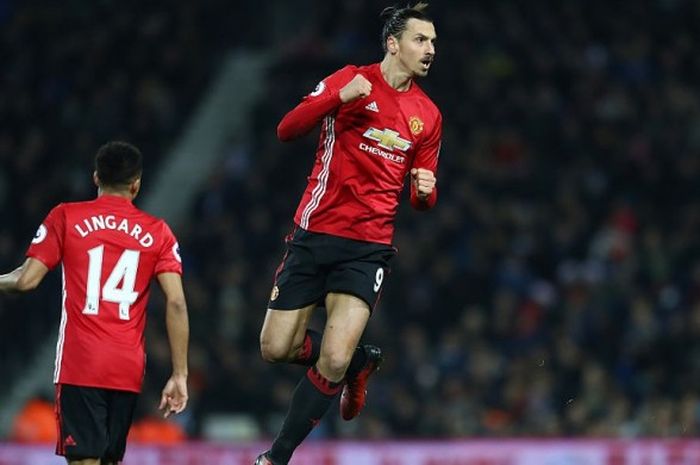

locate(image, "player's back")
(31, 195), (181, 392)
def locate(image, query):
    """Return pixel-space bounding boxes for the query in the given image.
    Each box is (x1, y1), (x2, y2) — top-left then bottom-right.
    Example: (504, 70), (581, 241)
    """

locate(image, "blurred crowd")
(4, 0), (700, 442)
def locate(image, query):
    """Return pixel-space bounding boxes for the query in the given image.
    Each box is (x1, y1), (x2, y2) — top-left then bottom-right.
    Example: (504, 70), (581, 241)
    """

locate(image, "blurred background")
(2, 0), (700, 463)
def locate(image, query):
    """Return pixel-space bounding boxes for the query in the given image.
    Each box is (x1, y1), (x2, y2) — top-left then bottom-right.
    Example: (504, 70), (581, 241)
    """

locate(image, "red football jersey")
(278, 63), (442, 245)
(26, 195), (182, 392)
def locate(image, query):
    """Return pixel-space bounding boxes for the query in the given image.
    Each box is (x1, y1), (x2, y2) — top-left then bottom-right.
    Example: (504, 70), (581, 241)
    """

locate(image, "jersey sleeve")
(276, 65), (357, 141)
(155, 222), (183, 275)
(410, 111), (442, 210)
(26, 204), (65, 269)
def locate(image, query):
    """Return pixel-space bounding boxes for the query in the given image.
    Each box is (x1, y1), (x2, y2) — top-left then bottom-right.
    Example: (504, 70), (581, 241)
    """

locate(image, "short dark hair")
(380, 2), (432, 52)
(95, 141), (143, 187)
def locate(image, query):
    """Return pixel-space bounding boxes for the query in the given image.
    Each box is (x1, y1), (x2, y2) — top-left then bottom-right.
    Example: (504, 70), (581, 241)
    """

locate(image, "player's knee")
(318, 349), (352, 379)
(259, 337), (291, 363)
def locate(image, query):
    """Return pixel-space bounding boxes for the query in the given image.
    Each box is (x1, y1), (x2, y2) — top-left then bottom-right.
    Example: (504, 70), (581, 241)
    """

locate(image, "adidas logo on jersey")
(364, 101), (379, 112)
(64, 435), (77, 446)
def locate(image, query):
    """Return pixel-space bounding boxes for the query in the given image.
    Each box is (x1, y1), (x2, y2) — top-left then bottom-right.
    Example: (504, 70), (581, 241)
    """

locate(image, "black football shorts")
(55, 384), (138, 462)
(268, 226), (396, 311)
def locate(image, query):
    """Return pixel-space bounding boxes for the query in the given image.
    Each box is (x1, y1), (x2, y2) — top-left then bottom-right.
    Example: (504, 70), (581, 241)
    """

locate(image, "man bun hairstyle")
(95, 141), (143, 187)
(380, 2), (432, 52)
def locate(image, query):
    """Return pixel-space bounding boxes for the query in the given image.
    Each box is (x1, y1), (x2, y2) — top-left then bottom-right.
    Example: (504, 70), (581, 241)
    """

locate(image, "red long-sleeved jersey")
(278, 63), (442, 245)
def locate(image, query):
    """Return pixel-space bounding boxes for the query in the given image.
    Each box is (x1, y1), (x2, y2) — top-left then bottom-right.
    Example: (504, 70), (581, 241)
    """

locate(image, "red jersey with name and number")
(26, 195), (182, 393)
(277, 62), (442, 245)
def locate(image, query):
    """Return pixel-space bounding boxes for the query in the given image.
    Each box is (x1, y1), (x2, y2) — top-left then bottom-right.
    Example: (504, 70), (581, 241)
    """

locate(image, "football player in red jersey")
(0, 141), (189, 465)
(256, 3), (441, 464)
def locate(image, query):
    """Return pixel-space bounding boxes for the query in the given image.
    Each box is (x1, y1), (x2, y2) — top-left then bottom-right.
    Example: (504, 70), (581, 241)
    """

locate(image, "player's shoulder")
(132, 206), (173, 232)
(328, 64), (360, 81)
(130, 207), (179, 247)
(353, 63), (375, 74)
(338, 63), (360, 73)
(313, 65), (358, 94)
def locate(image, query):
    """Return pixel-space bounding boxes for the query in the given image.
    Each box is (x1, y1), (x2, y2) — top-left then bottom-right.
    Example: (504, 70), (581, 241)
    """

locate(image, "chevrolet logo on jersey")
(362, 128), (412, 152)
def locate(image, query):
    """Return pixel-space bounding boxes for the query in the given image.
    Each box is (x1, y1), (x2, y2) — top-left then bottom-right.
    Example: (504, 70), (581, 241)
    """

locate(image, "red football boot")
(340, 345), (383, 420)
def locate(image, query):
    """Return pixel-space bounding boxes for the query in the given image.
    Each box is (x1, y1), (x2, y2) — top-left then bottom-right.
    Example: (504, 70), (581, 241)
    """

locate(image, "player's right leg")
(259, 305), (317, 363)
(261, 227), (327, 366)
(263, 293), (371, 465)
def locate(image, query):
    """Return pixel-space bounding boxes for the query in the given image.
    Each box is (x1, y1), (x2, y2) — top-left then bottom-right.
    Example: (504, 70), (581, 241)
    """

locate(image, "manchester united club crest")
(270, 285), (280, 301)
(409, 116), (424, 135)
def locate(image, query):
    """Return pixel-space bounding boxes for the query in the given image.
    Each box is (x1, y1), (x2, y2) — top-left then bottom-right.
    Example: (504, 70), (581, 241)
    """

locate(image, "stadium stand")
(3, 0), (700, 441)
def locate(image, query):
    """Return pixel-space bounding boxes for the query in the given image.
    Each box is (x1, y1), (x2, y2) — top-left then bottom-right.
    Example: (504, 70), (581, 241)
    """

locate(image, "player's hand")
(410, 168), (436, 200)
(339, 74), (372, 103)
(158, 373), (188, 418)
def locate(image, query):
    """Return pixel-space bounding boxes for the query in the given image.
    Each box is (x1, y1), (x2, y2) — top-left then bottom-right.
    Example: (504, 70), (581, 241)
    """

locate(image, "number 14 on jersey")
(83, 245), (140, 320)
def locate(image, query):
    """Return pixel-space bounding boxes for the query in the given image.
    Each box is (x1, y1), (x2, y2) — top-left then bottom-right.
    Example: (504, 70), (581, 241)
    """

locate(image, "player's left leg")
(101, 389), (138, 465)
(324, 244), (394, 421)
(56, 385), (108, 464)
(340, 343), (383, 420)
(316, 293), (370, 381)
(263, 293), (370, 465)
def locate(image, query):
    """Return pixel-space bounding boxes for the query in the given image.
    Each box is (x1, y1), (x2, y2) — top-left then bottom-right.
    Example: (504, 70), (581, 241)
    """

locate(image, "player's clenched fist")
(410, 168), (436, 199)
(339, 74), (372, 103)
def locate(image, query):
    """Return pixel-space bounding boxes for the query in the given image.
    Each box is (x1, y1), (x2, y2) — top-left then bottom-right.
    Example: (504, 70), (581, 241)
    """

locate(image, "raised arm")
(156, 271), (189, 418)
(277, 66), (365, 141)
